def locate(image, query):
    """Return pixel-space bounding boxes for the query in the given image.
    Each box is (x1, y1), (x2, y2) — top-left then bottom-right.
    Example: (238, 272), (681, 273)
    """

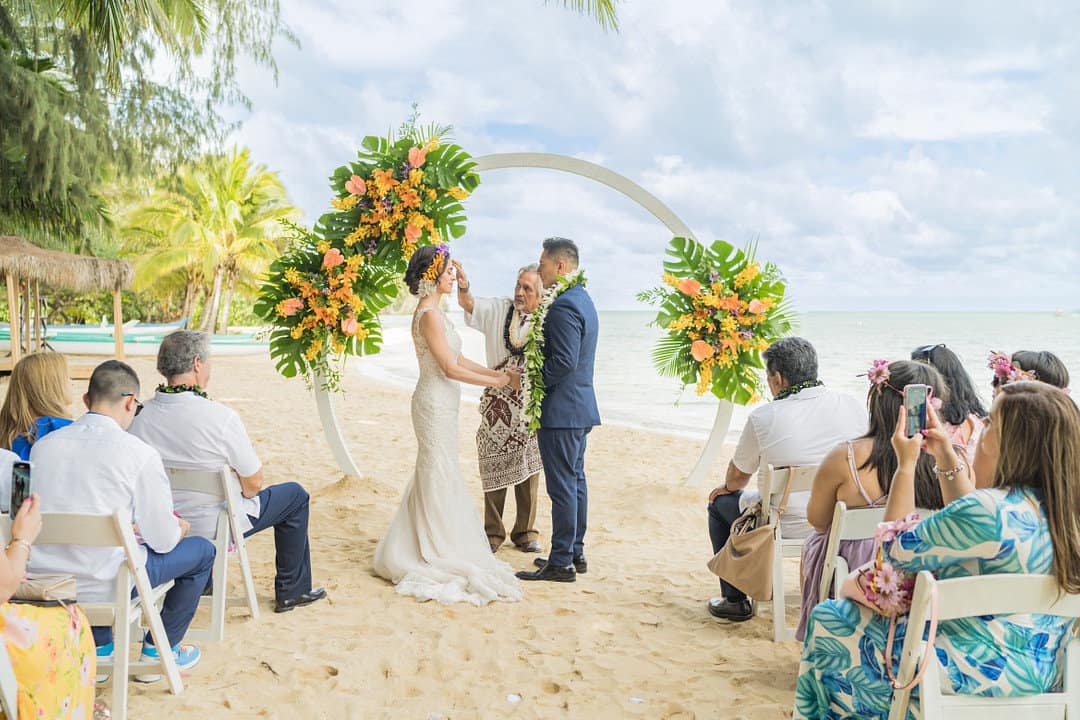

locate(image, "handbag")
(839, 513), (939, 691)
(12, 573), (77, 605)
(706, 478), (794, 602)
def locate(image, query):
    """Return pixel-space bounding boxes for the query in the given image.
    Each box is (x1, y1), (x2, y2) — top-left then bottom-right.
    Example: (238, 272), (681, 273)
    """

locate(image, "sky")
(225, 1), (1080, 312)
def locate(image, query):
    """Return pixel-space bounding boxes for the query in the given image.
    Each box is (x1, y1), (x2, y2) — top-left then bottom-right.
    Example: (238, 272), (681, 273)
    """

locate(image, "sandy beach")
(93, 353), (802, 719)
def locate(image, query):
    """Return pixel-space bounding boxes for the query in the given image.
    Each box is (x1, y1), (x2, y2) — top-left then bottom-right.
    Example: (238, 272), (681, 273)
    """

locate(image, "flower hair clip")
(988, 350), (1036, 385)
(422, 243), (450, 283)
(864, 359), (891, 389)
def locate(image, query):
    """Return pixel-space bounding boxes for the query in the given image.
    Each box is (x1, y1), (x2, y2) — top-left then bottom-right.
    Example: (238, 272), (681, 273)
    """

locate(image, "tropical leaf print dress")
(794, 487), (1075, 720)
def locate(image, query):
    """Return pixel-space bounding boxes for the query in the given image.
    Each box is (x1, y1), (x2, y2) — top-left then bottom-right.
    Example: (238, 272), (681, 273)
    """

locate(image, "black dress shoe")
(534, 556), (587, 574)
(516, 562), (576, 583)
(515, 541), (542, 553)
(274, 587), (328, 613)
(707, 596), (753, 622)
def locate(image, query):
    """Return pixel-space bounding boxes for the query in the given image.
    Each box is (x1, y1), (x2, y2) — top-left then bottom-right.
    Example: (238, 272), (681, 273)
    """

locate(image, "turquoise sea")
(356, 311), (1080, 443)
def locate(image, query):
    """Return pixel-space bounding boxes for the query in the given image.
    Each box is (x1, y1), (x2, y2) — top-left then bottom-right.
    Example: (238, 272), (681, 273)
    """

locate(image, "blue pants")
(93, 535), (216, 648)
(707, 491), (747, 602)
(245, 482), (312, 603)
(537, 428), (590, 568)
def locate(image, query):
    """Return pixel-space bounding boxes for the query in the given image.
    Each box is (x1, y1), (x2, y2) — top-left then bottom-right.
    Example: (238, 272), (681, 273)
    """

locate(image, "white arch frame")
(313, 152), (731, 485)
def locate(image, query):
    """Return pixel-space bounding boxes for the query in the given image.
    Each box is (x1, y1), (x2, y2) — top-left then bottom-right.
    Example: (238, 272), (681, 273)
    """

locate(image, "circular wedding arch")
(313, 152), (732, 486)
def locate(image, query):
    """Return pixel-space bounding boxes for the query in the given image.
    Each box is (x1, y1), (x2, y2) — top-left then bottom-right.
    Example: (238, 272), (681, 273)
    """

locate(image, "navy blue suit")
(538, 283), (600, 567)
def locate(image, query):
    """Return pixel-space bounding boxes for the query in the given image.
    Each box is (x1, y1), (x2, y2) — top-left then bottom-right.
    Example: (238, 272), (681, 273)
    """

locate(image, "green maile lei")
(156, 383), (209, 399)
(772, 379), (822, 401)
(522, 270), (587, 433)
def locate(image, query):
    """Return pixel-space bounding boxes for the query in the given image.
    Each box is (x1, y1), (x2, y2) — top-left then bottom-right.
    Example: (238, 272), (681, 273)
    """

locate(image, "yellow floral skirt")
(0, 601), (96, 720)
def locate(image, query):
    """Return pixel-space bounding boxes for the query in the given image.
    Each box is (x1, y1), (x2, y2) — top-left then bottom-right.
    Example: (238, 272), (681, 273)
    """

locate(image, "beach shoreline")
(97, 352), (800, 719)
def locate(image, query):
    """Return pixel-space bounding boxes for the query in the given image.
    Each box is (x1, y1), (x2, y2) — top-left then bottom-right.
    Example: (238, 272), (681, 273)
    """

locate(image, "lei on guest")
(637, 237), (794, 405)
(522, 270), (587, 432)
(988, 351), (1037, 385)
(773, 379), (823, 401)
(254, 110), (478, 391)
(156, 383), (209, 399)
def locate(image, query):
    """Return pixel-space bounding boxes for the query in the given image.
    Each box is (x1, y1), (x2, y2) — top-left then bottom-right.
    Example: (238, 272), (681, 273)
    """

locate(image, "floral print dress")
(0, 602), (96, 719)
(794, 487), (1074, 720)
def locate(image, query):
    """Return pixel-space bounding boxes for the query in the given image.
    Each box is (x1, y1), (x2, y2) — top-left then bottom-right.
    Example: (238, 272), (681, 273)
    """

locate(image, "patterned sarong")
(477, 353), (542, 492)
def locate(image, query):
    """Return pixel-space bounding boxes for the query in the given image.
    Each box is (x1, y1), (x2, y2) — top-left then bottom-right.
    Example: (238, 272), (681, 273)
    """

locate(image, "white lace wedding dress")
(373, 307), (523, 606)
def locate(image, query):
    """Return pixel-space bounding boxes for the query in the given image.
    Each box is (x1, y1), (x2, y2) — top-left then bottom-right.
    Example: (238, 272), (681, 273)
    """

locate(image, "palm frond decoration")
(639, 236), (798, 405)
(547, 0), (620, 32)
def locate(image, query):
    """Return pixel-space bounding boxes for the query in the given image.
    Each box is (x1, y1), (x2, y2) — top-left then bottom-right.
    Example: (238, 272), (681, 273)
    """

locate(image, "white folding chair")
(166, 466), (259, 642)
(2, 510), (183, 720)
(0, 640), (17, 720)
(758, 464), (819, 642)
(890, 571), (1080, 720)
(817, 501), (888, 603)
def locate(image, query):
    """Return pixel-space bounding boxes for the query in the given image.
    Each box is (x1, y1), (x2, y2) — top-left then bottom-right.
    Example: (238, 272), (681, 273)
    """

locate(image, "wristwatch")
(457, 283), (470, 292)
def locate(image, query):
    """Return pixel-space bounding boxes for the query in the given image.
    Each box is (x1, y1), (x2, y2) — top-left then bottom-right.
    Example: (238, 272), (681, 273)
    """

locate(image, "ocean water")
(353, 311), (1080, 443)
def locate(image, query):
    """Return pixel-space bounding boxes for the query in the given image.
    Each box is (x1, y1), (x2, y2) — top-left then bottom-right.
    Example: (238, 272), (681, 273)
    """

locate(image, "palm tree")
(122, 147), (299, 332)
(548, 0), (620, 31)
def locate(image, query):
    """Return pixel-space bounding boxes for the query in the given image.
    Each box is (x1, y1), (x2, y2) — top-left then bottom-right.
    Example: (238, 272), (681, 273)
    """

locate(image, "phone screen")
(10, 462), (31, 520)
(904, 385), (929, 438)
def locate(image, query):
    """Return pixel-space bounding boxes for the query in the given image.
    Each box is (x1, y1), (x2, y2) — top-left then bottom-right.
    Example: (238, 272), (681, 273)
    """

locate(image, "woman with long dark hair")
(911, 343), (987, 461)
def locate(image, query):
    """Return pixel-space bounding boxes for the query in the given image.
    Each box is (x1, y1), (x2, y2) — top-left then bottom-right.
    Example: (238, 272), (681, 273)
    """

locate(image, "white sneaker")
(133, 642), (201, 683)
(95, 643), (113, 684)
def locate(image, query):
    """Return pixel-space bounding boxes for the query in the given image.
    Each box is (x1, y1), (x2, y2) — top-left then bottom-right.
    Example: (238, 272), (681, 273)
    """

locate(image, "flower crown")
(422, 243), (450, 283)
(988, 350), (1037, 385)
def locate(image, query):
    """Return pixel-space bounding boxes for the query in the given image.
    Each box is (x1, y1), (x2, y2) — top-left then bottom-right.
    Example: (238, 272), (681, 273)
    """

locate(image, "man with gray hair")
(130, 330), (326, 614)
(454, 260), (544, 554)
(706, 337), (866, 621)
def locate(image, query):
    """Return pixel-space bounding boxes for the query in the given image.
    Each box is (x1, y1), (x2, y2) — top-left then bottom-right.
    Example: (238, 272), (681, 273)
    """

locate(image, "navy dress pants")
(537, 428), (590, 568)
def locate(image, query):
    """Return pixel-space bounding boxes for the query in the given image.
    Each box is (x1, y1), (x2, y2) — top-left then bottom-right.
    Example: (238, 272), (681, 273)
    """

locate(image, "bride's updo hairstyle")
(404, 245), (446, 296)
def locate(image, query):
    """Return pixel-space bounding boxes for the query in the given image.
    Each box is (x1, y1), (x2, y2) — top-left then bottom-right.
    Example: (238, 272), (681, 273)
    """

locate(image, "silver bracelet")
(932, 461), (966, 481)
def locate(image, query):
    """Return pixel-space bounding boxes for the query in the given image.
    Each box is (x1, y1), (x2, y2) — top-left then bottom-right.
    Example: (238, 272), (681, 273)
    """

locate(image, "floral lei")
(156, 383), (209, 399)
(773, 379), (823, 401)
(522, 270), (587, 432)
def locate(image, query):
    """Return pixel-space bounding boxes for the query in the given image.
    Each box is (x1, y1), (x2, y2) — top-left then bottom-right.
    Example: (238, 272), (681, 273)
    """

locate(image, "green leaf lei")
(522, 270), (587, 433)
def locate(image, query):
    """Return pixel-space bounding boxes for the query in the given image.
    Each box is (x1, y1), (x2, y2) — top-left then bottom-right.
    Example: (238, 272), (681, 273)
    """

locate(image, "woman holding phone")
(0, 352), (74, 460)
(0, 493), (99, 719)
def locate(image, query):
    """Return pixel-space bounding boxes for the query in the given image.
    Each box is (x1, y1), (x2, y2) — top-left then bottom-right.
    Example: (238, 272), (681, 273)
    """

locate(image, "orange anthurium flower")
(322, 248), (345, 269)
(408, 147), (427, 167)
(748, 299), (768, 314)
(344, 175), (366, 196)
(341, 316), (359, 336)
(691, 340), (715, 362)
(404, 224), (422, 244)
(678, 278), (702, 296)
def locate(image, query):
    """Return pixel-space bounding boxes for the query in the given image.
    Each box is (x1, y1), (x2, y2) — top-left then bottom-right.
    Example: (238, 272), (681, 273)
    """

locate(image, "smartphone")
(10, 461), (31, 520)
(903, 384), (930, 438)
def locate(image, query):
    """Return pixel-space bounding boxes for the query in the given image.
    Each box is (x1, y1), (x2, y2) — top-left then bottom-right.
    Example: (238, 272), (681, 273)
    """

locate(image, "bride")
(373, 243), (524, 605)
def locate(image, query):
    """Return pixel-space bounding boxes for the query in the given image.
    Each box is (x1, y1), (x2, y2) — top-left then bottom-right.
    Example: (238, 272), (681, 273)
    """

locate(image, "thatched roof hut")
(0, 236), (132, 291)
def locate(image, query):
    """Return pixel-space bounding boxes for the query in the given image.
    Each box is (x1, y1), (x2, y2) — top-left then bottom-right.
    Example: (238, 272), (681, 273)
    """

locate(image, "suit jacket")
(540, 283), (601, 429)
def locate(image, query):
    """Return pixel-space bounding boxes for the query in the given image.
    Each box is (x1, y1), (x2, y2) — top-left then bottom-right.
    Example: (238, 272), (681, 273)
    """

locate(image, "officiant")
(454, 260), (544, 554)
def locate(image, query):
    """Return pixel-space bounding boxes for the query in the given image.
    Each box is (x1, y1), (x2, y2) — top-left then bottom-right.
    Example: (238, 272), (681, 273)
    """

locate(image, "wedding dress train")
(373, 307), (523, 606)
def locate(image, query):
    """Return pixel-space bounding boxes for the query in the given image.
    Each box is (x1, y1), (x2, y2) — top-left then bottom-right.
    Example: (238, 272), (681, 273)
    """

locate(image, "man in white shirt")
(30, 360), (214, 676)
(129, 330), (326, 614)
(455, 261), (545, 553)
(707, 337), (867, 622)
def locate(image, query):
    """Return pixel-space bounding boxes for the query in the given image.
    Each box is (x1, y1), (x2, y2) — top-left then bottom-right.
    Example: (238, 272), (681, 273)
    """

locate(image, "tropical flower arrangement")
(637, 237), (795, 405)
(522, 269), (587, 432)
(254, 118), (479, 390)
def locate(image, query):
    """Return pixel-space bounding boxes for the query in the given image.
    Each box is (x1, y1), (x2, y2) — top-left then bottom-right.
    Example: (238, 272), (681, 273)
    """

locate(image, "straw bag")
(839, 513), (938, 691)
(12, 574), (77, 605)
(706, 479), (794, 601)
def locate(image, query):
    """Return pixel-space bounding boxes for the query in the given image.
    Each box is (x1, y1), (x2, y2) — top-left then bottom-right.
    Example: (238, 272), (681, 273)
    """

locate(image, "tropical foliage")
(637, 237), (795, 405)
(255, 118), (479, 389)
(549, 0), (621, 32)
(121, 147), (298, 332)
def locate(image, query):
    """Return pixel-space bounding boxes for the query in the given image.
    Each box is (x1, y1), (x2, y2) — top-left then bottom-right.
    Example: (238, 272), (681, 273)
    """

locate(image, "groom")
(516, 237), (600, 583)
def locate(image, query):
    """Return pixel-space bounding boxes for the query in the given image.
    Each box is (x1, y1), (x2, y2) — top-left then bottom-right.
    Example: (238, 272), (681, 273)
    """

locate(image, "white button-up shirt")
(733, 386), (868, 539)
(129, 391), (262, 538)
(28, 413), (182, 601)
(464, 296), (514, 369)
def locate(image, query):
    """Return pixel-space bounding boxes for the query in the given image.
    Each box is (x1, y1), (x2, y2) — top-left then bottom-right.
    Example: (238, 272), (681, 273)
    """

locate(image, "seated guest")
(0, 492), (98, 718)
(0, 352), (74, 459)
(990, 349), (1070, 396)
(707, 337), (866, 622)
(795, 382), (1080, 719)
(29, 360), (214, 679)
(797, 360), (947, 640)
(130, 330), (326, 614)
(911, 343), (987, 459)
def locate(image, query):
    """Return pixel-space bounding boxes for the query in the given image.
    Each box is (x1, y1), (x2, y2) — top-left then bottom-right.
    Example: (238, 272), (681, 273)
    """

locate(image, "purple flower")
(740, 330), (753, 340)
(400, 161), (413, 176)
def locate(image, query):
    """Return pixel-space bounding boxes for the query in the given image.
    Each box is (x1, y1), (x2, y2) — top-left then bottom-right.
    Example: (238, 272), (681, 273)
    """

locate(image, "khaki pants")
(484, 472), (540, 547)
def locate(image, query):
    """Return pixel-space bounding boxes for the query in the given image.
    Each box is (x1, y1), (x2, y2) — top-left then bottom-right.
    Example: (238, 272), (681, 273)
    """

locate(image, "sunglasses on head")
(121, 392), (144, 416)
(915, 343), (945, 356)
